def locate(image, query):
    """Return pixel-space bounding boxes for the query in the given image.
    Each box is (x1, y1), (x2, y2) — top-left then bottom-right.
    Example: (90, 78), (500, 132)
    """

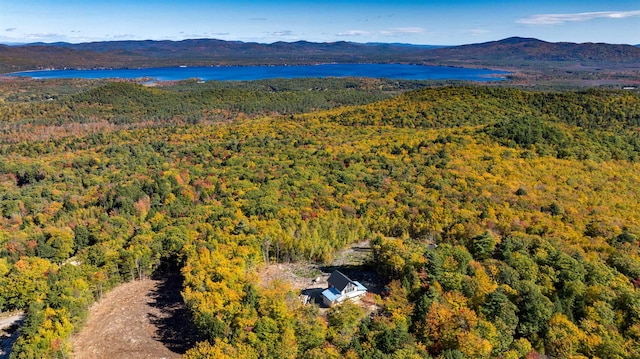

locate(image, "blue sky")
(1, 0), (639, 45)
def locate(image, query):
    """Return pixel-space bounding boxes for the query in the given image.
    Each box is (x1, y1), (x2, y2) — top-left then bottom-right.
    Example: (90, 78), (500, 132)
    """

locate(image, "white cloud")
(177, 33), (215, 39)
(25, 33), (67, 40)
(463, 29), (490, 36)
(379, 27), (425, 37)
(337, 30), (370, 37)
(517, 10), (640, 25)
(110, 33), (135, 39)
(271, 30), (293, 37)
(5, 28), (17, 32)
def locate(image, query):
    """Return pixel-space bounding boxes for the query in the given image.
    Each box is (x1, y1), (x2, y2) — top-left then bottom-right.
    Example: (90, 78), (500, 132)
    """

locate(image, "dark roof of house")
(328, 270), (353, 291)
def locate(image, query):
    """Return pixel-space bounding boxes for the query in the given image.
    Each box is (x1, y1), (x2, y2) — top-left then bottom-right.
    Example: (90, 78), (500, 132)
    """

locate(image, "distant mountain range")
(1, 37), (639, 75)
(424, 37), (640, 69)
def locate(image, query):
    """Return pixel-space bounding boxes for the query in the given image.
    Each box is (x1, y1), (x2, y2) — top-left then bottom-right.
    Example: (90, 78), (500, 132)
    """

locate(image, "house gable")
(327, 270), (352, 292)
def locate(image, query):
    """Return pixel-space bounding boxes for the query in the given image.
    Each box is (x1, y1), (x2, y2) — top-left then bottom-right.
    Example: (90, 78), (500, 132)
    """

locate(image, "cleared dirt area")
(70, 275), (202, 359)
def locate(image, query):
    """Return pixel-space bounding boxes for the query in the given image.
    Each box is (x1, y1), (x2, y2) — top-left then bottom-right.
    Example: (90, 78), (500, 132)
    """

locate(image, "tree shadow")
(348, 245), (372, 253)
(0, 314), (25, 359)
(301, 287), (327, 306)
(146, 273), (205, 355)
(0, 317), (24, 359)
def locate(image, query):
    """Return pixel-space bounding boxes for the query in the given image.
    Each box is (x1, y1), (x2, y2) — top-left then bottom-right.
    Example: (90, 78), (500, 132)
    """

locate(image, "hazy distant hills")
(1, 37), (639, 75)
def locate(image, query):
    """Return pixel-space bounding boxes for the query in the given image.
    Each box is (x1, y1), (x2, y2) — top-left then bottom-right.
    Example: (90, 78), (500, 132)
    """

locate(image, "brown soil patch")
(70, 275), (201, 359)
(258, 262), (327, 291)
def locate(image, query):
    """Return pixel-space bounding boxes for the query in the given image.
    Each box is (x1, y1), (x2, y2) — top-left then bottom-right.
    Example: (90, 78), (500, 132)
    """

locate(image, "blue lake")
(9, 64), (509, 82)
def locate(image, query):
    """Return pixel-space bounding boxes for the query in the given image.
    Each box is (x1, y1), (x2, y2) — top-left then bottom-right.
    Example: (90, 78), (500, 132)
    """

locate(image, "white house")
(321, 270), (367, 306)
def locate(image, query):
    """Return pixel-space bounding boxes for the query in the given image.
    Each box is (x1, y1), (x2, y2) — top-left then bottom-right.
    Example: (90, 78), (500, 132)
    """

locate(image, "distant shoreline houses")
(321, 270), (367, 306)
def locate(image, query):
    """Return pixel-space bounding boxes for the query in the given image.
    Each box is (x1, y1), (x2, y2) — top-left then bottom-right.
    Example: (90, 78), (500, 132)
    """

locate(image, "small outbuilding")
(321, 270), (367, 306)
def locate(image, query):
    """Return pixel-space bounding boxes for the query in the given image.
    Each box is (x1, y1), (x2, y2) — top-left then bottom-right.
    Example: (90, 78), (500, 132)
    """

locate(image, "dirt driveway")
(70, 275), (201, 359)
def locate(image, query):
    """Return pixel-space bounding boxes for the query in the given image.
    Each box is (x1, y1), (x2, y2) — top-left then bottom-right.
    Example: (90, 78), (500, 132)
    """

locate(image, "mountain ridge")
(7, 36), (637, 49)
(429, 36), (640, 64)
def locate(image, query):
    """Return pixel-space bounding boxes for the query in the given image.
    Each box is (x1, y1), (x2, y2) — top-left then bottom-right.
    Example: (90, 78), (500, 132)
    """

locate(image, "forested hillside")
(0, 80), (639, 358)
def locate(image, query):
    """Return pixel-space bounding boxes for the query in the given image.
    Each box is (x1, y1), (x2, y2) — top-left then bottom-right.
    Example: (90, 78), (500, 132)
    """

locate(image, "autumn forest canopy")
(1, 77), (640, 358)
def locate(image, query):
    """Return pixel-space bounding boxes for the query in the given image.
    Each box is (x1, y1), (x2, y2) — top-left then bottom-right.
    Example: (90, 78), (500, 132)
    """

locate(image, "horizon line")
(1, 36), (638, 48)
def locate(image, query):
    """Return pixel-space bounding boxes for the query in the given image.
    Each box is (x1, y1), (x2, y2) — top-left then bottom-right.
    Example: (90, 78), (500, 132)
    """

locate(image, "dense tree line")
(0, 80), (639, 357)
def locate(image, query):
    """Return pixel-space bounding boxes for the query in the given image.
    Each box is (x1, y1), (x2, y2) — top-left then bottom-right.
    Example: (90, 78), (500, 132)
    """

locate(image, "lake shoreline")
(6, 63), (510, 82)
